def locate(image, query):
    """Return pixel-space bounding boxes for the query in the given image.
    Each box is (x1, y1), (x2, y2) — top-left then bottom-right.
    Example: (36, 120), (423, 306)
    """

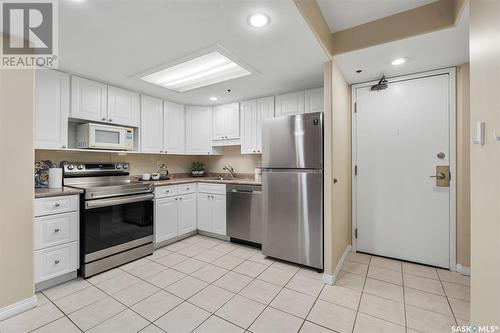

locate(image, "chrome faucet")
(223, 165), (236, 178)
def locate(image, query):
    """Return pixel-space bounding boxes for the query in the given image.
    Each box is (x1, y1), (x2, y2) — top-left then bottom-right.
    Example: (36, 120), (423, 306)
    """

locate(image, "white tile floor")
(0, 234), (470, 333)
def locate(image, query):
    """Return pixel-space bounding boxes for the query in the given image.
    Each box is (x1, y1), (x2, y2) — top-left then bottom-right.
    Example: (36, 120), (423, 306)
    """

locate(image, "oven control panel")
(62, 162), (130, 176)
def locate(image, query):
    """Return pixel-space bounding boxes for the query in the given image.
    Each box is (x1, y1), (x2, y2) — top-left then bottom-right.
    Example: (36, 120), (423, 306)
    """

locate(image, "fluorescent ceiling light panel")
(140, 51), (251, 92)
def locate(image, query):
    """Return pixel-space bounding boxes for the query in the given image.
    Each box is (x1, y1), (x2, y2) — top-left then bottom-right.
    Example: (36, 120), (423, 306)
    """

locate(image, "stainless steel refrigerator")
(261, 112), (323, 270)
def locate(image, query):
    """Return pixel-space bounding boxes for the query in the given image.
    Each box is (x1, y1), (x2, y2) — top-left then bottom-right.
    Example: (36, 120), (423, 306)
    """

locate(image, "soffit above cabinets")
(317, 0), (437, 33)
(334, 4), (469, 84)
(58, 0), (327, 106)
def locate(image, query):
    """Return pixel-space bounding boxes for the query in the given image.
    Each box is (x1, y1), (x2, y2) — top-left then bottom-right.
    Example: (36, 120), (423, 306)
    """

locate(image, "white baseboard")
(322, 273), (335, 285)
(456, 264), (471, 276)
(322, 245), (352, 286)
(0, 295), (37, 321)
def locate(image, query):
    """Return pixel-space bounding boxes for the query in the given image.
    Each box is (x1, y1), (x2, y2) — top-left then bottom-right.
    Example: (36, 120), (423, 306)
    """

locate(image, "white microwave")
(76, 123), (134, 150)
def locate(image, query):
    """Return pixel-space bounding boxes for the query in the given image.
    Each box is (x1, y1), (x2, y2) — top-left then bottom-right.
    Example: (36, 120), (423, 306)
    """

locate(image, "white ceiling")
(58, 0), (327, 106)
(334, 5), (469, 84)
(317, 0), (437, 32)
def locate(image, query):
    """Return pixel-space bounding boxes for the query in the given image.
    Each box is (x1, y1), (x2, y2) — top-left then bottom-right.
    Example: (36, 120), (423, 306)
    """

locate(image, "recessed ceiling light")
(209, 97), (218, 101)
(140, 51), (251, 92)
(391, 57), (408, 66)
(248, 13), (270, 28)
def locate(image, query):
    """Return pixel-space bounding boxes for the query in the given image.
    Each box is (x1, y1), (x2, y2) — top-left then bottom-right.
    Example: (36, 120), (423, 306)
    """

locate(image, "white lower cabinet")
(196, 193), (212, 232)
(178, 193), (197, 235)
(34, 195), (79, 286)
(197, 184), (226, 236)
(211, 194), (226, 236)
(155, 196), (178, 243)
(155, 184), (197, 244)
(34, 242), (78, 284)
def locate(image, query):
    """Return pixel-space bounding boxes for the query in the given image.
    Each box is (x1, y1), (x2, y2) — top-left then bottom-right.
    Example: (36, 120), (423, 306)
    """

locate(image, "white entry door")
(353, 70), (455, 269)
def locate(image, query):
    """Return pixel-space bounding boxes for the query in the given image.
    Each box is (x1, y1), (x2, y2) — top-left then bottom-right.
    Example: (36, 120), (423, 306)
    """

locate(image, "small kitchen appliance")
(76, 123), (134, 150)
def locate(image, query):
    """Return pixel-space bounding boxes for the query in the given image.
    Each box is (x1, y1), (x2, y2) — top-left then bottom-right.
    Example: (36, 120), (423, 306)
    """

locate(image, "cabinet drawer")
(34, 195), (78, 217)
(177, 183), (196, 194)
(34, 212), (78, 250)
(34, 242), (78, 283)
(198, 183), (226, 195)
(155, 185), (178, 198)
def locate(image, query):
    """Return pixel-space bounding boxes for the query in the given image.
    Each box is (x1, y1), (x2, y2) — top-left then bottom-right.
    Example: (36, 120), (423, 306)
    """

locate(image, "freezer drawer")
(262, 112), (323, 169)
(262, 169), (323, 269)
(226, 184), (262, 244)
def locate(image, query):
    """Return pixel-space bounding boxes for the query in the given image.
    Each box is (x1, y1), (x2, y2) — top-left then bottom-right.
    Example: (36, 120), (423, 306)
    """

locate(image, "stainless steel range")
(63, 162), (154, 278)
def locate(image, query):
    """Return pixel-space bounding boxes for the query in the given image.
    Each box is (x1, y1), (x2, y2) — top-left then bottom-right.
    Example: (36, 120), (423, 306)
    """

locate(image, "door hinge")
(355, 228), (358, 239)
(354, 165), (358, 176)
(354, 102), (357, 113)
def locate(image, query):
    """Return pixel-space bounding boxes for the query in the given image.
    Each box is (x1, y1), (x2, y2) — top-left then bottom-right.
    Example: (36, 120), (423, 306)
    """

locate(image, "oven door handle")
(85, 193), (154, 210)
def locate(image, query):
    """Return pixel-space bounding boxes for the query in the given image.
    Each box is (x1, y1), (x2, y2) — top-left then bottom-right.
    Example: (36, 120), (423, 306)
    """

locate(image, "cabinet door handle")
(108, 118), (112, 122)
(62, 145), (66, 149)
(102, 117), (107, 121)
(54, 203), (60, 207)
(54, 228), (60, 233)
(54, 260), (60, 264)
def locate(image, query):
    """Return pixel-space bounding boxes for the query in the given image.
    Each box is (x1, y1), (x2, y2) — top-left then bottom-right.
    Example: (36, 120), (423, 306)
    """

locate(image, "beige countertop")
(35, 177), (261, 199)
(35, 187), (84, 198)
(145, 176), (262, 187)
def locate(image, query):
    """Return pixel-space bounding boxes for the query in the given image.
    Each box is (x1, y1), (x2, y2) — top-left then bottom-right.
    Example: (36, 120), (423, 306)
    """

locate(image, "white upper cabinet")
(163, 101), (186, 155)
(212, 103), (240, 146)
(140, 95), (163, 153)
(35, 70), (69, 149)
(212, 105), (226, 141)
(107, 86), (140, 127)
(185, 106), (212, 155)
(275, 90), (305, 117)
(71, 76), (139, 127)
(225, 103), (240, 140)
(240, 96), (274, 154)
(240, 100), (257, 154)
(305, 87), (324, 113)
(70, 76), (107, 122)
(255, 96), (275, 153)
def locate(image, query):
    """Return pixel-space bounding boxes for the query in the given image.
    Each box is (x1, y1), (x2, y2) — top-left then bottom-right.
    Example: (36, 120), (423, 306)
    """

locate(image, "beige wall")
(323, 61), (334, 274)
(322, 60), (351, 276)
(330, 61), (351, 273)
(456, 63), (470, 267)
(202, 146), (260, 174)
(469, 0), (500, 325)
(0, 41), (35, 307)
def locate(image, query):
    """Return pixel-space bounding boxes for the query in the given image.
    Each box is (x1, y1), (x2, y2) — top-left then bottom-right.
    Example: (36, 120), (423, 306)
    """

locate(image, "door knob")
(430, 172), (446, 180)
(430, 165), (450, 187)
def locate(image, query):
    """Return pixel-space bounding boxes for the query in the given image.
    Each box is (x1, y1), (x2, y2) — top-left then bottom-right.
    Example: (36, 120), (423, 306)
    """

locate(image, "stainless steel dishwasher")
(226, 184), (262, 244)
